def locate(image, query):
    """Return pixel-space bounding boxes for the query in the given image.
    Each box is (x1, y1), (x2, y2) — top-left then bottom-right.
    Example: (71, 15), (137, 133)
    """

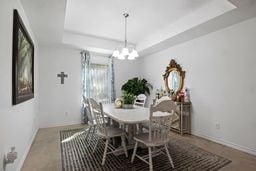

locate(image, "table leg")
(138, 123), (143, 134)
(127, 124), (137, 144)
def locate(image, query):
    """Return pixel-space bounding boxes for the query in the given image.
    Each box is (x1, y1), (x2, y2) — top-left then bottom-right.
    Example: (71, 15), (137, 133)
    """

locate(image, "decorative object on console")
(184, 88), (190, 102)
(177, 91), (185, 102)
(154, 87), (169, 102)
(112, 13), (139, 60)
(163, 59), (185, 100)
(121, 77), (152, 96)
(12, 9), (34, 105)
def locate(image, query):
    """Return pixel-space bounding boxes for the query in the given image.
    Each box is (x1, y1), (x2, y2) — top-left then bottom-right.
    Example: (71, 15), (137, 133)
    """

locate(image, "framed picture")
(12, 9), (34, 105)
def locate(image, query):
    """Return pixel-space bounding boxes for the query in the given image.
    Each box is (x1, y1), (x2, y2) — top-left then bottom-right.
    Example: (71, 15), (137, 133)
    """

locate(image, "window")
(81, 52), (115, 123)
(89, 63), (111, 103)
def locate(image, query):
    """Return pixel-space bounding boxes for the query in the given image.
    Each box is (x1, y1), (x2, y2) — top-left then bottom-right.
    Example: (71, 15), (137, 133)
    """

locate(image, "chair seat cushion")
(134, 133), (169, 147)
(98, 126), (126, 138)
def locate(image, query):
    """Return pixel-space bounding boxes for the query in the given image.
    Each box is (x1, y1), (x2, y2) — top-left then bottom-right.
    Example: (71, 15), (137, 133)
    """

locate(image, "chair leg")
(102, 138), (109, 165)
(131, 141), (138, 163)
(89, 125), (96, 146)
(107, 117), (111, 126)
(85, 126), (92, 140)
(93, 136), (99, 153)
(138, 124), (143, 134)
(121, 135), (128, 157)
(148, 147), (153, 171)
(165, 144), (174, 168)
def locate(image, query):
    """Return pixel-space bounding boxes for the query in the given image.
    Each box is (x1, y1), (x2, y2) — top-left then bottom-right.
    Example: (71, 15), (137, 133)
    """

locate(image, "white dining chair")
(139, 96), (173, 133)
(83, 97), (97, 146)
(89, 99), (128, 165)
(131, 100), (175, 171)
(134, 94), (147, 133)
(84, 97), (110, 146)
(155, 96), (171, 105)
(134, 94), (147, 107)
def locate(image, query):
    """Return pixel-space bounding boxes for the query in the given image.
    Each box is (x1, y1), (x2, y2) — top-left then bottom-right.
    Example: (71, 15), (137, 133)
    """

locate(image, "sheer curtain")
(81, 51), (91, 123)
(81, 52), (115, 123)
(90, 63), (110, 103)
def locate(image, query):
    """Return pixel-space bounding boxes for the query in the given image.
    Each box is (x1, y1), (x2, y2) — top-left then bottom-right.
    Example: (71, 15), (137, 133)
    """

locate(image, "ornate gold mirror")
(163, 59), (185, 97)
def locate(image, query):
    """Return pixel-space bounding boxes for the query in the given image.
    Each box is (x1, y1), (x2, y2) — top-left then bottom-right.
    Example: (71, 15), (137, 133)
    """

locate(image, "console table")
(171, 101), (191, 135)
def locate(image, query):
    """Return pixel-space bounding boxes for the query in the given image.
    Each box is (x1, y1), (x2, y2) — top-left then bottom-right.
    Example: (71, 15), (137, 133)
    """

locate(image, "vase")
(122, 104), (134, 109)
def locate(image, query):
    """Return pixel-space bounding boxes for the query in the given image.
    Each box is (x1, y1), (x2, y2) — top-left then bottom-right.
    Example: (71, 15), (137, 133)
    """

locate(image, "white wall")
(139, 17), (256, 155)
(38, 46), (140, 128)
(114, 59), (140, 98)
(0, 0), (39, 171)
(38, 45), (82, 128)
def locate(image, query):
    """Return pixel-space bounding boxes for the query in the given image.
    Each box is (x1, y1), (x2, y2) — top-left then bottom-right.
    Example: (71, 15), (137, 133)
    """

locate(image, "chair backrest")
(88, 99), (107, 135)
(149, 100), (176, 143)
(89, 98), (101, 111)
(83, 97), (94, 124)
(156, 96), (171, 105)
(134, 94), (147, 107)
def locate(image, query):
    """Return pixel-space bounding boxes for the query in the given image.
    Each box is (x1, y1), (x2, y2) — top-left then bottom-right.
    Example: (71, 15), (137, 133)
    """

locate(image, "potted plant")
(122, 91), (136, 109)
(121, 77), (153, 96)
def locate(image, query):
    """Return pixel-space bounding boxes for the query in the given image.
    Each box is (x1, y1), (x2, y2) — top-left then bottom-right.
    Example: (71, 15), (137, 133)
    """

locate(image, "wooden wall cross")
(57, 72), (68, 84)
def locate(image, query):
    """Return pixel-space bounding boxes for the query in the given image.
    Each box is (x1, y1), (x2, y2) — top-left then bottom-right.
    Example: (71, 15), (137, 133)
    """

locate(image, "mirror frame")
(163, 59), (185, 96)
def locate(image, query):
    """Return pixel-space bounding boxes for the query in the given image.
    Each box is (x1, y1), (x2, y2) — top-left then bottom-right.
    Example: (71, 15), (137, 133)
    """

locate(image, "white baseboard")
(40, 121), (82, 129)
(16, 128), (38, 171)
(192, 130), (256, 156)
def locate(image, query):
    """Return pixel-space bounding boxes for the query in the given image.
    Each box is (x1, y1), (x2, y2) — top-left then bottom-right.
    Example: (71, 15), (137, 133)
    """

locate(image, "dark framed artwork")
(12, 9), (34, 105)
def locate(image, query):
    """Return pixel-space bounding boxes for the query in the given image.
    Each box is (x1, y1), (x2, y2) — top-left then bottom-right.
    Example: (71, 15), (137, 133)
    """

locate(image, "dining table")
(103, 103), (149, 145)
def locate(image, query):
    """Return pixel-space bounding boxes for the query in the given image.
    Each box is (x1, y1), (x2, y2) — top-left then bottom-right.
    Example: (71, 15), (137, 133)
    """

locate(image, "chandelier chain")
(124, 13), (129, 48)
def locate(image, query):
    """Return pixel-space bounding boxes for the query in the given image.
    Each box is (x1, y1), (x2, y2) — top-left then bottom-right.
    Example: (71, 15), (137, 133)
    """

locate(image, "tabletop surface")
(103, 104), (149, 124)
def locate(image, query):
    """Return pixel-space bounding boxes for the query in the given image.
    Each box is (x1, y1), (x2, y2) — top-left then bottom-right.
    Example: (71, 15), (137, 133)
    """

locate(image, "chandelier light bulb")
(130, 49), (139, 58)
(118, 54), (125, 60)
(112, 50), (119, 58)
(121, 48), (129, 56)
(128, 53), (136, 60)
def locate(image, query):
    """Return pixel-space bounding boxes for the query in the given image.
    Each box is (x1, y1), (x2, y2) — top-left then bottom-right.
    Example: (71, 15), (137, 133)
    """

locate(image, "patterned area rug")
(60, 129), (231, 171)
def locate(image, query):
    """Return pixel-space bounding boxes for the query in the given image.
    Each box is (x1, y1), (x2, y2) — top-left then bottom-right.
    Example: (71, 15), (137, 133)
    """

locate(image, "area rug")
(60, 129), (231, 171)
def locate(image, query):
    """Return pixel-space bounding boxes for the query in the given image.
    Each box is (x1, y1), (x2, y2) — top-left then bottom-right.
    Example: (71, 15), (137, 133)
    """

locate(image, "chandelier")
(112, 13), (139, 60)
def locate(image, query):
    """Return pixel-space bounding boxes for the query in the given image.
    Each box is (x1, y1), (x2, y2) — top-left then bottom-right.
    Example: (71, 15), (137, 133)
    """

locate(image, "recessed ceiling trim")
(139, 0), (256, 57)
(137, 0), (236, 52)
(63, 31), (135, 55)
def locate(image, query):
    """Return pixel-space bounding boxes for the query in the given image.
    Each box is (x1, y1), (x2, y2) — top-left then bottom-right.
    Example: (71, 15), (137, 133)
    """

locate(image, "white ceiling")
(65, 0), (212, 43)
(21, 0), (66, 45)
(21, 0), (256, 56)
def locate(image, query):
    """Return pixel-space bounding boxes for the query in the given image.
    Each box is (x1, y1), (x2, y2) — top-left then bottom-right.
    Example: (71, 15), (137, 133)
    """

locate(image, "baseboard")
(39, 121), (82, 129)
(16, 128), (38, 171)
(192, 130), (256, 156)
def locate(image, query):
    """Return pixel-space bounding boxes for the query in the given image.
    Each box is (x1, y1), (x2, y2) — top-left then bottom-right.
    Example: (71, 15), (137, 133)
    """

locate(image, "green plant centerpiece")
(122, 91), (136, 109)
(121, 77), (153, 96)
